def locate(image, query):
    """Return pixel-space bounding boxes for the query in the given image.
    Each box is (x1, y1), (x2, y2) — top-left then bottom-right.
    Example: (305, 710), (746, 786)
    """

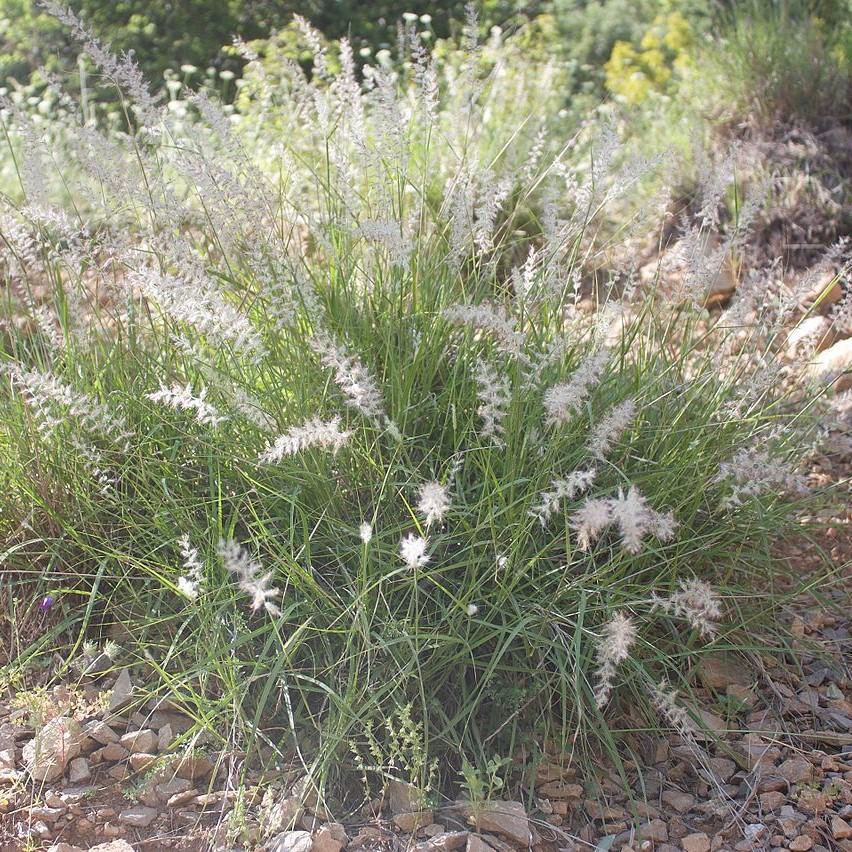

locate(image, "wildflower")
(570, 486), (676, 553)
(593, 611), (637, 709)
(311, 335), (392, 428)
(608, 486), (677, 554)
(570, 498), (613, 550)
(588, 399), (637, 460)
(544, 349), (611, 427)
(359, 523), (373, 544)
(530, 469), (598, 527)
(466, 603), (479, 616)
(147, 384), (227, 427)
(400, 534), (429, 570)
(474, 359), (511, 441)
(651, 579), (722, 639)
(259, 417), (352, 463)
(37, 595), (55, 613)
(649, 681), (695, 738)
(714, 446), (809, 507)
(444, 303), (527, 360)
(417, 481), (450, 528)
(217, 539), (281, 616)
(177, 535), (204, 600)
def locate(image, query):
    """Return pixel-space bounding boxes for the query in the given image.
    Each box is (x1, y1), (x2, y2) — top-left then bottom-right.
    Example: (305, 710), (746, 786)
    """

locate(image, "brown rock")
(312, 823), (348, 852)
(681, 833), (710, 852)
(777, 757), (815, 785)
(639, 819), (669, 843)
(759, 792), (785, 811)
(128, 752), (157, 772)
(120, 729), (157, 755)
(166, 789), (198, 808)
(805, 338), (852, 391)
(83, 721), (119, 745)
(466, 837), (495, 852)
(268, 831), (313, 852)
(414, 832), (470, 852)
(462, 801), (531, 847)
(389, 779), (425, 815)
(536, 781), (583, 799)
(662, 789), (695, 814)
(89, 843), (138, 852)
(833, 817), (852, 840)
(394, 810), (433, 832)
(68, 757), (91, 783)
(23, 717), (83, 782)
(697, 654), (752, 691)
(788, 836), (813, 852)
(118, 805), (158, 828)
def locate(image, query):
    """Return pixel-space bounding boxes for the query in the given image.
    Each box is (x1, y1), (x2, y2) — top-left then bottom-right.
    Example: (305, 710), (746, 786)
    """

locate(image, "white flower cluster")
(530, 469), (597, 527)
(714, 446), (808, 507)
(416, 481), (451, 528)
(571, 486), (676, 553)
(217, 539), (281, 616)
(651, 578), (722, 639)
(132, 268), (264, 362)
(399, 533), (429, 570)
(444, 303), (527, 359)
(593, 611), (637, 709)
(5, 363), (131, 442)
(588, 398), (637, 460)
(147, 384), (227, 427)
(474, 359), (511, 441)
(177, 535), (205, 600)
(544, 349), (611, 427)
(259, 417), (352, 463)
(311, 335), (392, 429)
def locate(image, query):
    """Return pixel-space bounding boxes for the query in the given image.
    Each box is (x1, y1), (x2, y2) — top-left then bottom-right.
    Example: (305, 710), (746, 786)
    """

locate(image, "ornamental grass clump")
(0, 5), (825, 803)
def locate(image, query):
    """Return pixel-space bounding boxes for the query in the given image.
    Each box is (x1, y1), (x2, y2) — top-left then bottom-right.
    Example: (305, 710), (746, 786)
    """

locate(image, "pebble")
(777, 756), (815, 784)
(789, 836), (814, 852)
(833, 817), (852, 841)
(68, 757), (91, 783)
(118, 805), (158, 828)
(681, 833), (711, 852)
(120, 729), (158, 755)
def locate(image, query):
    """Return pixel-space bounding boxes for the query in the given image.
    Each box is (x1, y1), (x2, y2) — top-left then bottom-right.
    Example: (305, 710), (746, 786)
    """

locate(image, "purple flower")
(37, 595), (55, 613)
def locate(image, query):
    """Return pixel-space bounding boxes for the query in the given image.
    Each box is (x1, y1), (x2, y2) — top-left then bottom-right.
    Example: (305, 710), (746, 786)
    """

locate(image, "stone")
(639, 820), (669, 843)
(167, 789), (198, 808)
(706, 758), (737, 782)
(157, 723), (174, 752)
(89, 842), (138, 852)
(460, 801), (531, 846)
(536, 781), (583, 799)
(173, 752), (215, 780)
(414, 832), (469, 852)
(466, 836), (495, 852)
(662, 789), (695, 814)
(129, 752), (157, 772)
(395, 810), (434, 832)
(109, 669), (134, 711)
(786, 316), (837, 358)
(68, 757), (91, 783)
(777, 757), (815, 785)
(789, 836), (814, 852)
(118, 805), (158, 828)
(697, 654), (752, 691)
(681, 833), (710, 852)
(31, 805), (65, 822)
(833, 817), (852, 841)
(534, 763), (575, 785)
(155, 776), (193, 800)
(23, 717), (83, 782)
(120, 729), (157, 754)
(100, 743), (129, 762)
(759, 792), (785, 811)
(584, 800), (628, 821)
(108, 764), (129, 779)
(267, 830), (313, 852)
(806, 338), (852, 392)
(46, 845), (85, 852)
(312, 823), (348, 852)
(389, 779), (425, 814)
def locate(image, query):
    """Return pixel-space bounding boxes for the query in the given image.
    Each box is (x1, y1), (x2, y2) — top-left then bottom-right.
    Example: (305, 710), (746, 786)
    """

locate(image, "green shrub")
(0, 7), (828, 801)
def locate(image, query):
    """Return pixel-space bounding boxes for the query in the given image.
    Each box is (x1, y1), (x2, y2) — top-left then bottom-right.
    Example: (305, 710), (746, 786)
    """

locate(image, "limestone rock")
(681, 833), (710, 852)
(118, 805), (158, 828)
(267, 830), (313, 852)
(23, 717), (83, 782)
(461, 801), (531, 847)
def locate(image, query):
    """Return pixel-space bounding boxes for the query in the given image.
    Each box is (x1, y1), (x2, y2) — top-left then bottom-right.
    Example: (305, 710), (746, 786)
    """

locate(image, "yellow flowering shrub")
(604, 11), (693, 104)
